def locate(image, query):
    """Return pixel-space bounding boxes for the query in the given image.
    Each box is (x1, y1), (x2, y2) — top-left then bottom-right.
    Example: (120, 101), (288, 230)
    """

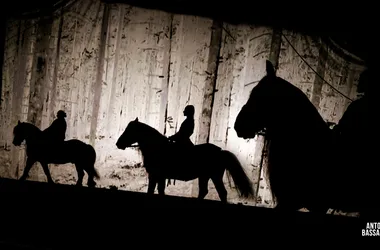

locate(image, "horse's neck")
(137, 125), (168, 157)
(25, 124), (42, 143)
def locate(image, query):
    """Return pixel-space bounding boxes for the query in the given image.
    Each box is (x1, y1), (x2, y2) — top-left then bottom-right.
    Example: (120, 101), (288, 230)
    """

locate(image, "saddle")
(166, 141), (195, 186)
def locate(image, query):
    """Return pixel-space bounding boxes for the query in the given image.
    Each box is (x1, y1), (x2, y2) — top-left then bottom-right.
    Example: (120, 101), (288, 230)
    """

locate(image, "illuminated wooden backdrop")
(0, 0), (365, 206)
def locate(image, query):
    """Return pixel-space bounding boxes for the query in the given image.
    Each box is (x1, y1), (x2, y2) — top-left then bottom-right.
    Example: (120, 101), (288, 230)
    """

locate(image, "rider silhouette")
(166, 105), (195, 186)
(335, 69), (369, 141)
(168, 105), (195, 149)
(334, 67), (378, 216)
(333, 68), (371, 187)
(43, 110), (67, 144)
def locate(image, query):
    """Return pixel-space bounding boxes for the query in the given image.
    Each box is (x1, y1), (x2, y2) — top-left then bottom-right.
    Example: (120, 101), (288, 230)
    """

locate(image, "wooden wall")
(0, 0), (365, 206)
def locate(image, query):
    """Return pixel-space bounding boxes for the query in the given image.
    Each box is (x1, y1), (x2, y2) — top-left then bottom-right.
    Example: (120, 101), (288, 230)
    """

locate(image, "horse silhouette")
(116, 118), (254, 202)
(12, 121), (100, 187)
(234, 60), (372, 215)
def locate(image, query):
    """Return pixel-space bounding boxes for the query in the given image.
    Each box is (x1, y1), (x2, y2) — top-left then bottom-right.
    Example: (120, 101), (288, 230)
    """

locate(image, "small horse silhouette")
(116, 118), (254, 202)
(234, 60), (373, 216)
(12, 121), (100, 187)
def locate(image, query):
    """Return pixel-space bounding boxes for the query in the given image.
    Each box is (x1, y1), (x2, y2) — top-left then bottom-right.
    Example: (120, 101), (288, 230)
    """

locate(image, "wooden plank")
(66, 3), (91, 140)
(45, 10), (64, 134)
(0, 19), (20, 179)
(208, 24), (235, 149)
(40, 12), (63, 132)
(0, 19), (19, 149)
(76, 0), (105, 144)
(9, 20), (37, 180)
(196, 20), (222, 144)
(89, 2), (109, 147)
(310, 43), (328, 109)
(27, 17), (53, 128)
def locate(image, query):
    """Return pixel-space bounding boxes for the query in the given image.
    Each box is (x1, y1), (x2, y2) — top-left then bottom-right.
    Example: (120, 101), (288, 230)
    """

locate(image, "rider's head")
(183, 105), (195, 117)
(57, 110), (67, 119)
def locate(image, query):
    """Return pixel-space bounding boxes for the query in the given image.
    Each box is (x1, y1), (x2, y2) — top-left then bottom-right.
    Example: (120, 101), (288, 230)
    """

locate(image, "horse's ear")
(266, 60), (275, 77)
(135, 117), (138, 122)
(18, 120), (21, 125)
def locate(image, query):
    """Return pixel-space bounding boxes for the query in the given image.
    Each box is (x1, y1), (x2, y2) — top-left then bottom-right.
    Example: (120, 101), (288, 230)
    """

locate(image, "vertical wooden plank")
(27, 16), (53, 128)
(209, 23), (236, 149)
(104, 4), (124, 140)
(10, 19), (37, 180)
(94, 3), (119, 149)
(46, 10), (64, 133)
(40, 11), (63, 131)
(54, 9), (77, 131)
(310, 42), (328, 109)
(77, 0), (104, 144)
(0, 19), (19, 148)
(159, 14), (174, 135)
(0, 19), (20, 178)
(89, 3), (109, 147)
(196, 20), (222, 144)
(145, 10), (172, 133)
(0, 16), (5, 107)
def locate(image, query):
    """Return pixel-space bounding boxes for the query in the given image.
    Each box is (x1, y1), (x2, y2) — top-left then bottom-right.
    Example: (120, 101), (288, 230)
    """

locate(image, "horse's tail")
(87, 144), (100, 179)
(221, 150), (254, 199)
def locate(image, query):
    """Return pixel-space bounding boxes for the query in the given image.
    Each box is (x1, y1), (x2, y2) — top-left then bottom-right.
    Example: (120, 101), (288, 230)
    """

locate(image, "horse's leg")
(87, 173), (96, 188)
(81, 164), (96, 188)
(211, 175), (227, 203)
(147, 174), (157, 194)
(157, 178), (166, 196)
(75, 164), (85, 186)
(198, 177), (209, 200)
(41, 162), (54, 184)
(19, 157), (36, 181)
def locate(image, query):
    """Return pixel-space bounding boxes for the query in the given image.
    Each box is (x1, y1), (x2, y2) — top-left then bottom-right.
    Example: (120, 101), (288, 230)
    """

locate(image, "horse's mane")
(137, 121), (168, 144)
(20, 122), (42, 134)
(253, 76), (329, 134)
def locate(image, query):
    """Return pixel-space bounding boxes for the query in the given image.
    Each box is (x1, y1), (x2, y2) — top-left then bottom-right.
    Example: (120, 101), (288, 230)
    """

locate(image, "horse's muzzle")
(116, 143), (125, 150)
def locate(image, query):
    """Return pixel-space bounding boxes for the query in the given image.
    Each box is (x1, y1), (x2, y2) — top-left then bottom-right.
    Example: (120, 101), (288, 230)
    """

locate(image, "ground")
(0, 146), (255, 204)
(0, 147), (360, 216)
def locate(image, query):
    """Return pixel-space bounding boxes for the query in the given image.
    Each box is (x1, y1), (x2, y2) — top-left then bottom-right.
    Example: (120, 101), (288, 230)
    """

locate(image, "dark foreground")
(0, 178), (374, 248)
